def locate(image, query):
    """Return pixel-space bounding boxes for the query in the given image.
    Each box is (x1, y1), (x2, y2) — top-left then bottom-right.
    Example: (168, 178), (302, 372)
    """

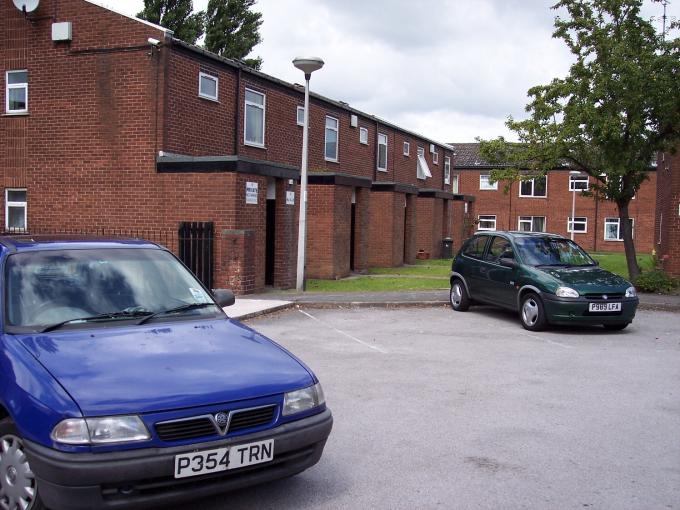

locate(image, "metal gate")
(178, 222), (214, 290)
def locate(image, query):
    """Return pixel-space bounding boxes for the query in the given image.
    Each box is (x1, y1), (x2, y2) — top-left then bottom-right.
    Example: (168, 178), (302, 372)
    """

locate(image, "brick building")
(655, 150), (680, 276)
(1, 0), (473, 293)
(451, 143), (657, 254)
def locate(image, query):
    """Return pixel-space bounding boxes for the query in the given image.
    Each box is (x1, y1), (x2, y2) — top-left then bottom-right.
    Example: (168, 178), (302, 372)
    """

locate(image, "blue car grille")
(155, 405), (277, 442)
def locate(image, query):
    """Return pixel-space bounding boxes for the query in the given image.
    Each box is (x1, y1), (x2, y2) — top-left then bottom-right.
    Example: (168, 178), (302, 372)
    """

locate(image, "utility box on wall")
(51, 22), (72, 42)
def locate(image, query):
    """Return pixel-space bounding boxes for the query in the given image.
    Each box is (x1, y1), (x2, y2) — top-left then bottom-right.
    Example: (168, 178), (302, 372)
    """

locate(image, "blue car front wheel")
(0, 418), (46, 510)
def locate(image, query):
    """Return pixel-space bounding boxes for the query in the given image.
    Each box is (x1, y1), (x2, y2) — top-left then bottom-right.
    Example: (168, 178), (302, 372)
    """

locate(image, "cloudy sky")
(108, 0), (676, 144)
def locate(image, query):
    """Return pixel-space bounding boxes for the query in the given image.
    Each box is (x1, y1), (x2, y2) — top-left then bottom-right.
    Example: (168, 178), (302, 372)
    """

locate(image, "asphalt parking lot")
(172, 306), (680, 510)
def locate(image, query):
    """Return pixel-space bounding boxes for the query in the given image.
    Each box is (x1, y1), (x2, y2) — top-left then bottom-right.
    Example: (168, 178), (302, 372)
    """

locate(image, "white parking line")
(298, 310), (388, 354)
(513, 329), (573, 349)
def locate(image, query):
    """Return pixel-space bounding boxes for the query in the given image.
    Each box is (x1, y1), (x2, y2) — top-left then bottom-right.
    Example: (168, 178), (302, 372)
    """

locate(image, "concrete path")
(223, 298), (293, 321)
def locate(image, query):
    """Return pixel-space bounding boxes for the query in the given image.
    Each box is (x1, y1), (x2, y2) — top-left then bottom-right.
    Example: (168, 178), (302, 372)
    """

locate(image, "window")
(377, 133), (387, 171)
(518, 216), (546, 232)
(432, 149), (438, 165)
(604, 217), (634, 241)
(416, 149), (432, 180)
(359, 127), (368, 145)
(198, 72), (218, 101)
(296, 106), (305, 126)
(519, 176), (547, 197)
(477, 215), (496, 231)
(452, 174), (459, 194)
(569, 174), (588, 191)
(567, 216), (588, 233)
(325, 116), (339, 162)
(479, 174), (498, 190)
(244, 88), (265, 147)
(444, 157), (451, 185)
(485, 236), (514, 263)
(462, 235), (488, 260)
(403, 141), (410, 156)
(6, 70), (28, 114)
(5, 189), (27, 231)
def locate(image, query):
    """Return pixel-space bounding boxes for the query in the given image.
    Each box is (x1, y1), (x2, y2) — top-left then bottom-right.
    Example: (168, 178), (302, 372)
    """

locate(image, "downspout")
(594, 191), (599, 251)
(234, 68), (242, 156)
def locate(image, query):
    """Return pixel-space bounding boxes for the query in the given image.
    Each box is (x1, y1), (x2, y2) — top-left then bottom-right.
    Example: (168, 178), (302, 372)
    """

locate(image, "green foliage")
(478, 0), (680, 280)
(204, 0), (263, 69)
(633, 270), (680, 293)
(137, 0), (205, 44)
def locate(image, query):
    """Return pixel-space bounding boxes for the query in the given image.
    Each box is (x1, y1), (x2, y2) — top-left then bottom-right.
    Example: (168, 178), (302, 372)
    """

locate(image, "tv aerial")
(13, 0), (40, 14)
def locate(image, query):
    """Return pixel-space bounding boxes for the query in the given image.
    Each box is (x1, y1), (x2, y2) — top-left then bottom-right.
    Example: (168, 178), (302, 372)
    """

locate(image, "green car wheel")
(520, 293), (547, 331)
(450, 279), (470, 311)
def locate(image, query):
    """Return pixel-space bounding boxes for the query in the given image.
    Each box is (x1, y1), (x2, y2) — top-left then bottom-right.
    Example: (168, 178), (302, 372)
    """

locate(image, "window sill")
(518, 195), (547, 199)
(3, 112), (29, 117)
(244, 142), (266, 149)
(360, 141), (368, 145)
(479, 188), (498, 191)
(325, 158), (339, 163)
(377, 168), (388, 173)
(198, 95), (220, 103)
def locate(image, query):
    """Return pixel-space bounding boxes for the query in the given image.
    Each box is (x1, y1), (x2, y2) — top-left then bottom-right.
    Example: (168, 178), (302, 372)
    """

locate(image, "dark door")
(265, 199), (276, 286)
(481, 236), (518, 308)
(350, 203), (356, 271)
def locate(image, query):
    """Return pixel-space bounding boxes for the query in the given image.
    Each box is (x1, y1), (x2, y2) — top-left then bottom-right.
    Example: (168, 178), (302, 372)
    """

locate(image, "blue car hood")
(15, 319), (313, 416)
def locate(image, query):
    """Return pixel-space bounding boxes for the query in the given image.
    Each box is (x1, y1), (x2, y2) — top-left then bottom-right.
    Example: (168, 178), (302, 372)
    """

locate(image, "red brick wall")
(415, 197), (445, 258)
(368, 192), (406, 267)
(455, 169), (657, 253)
(656, 151), (680, 276)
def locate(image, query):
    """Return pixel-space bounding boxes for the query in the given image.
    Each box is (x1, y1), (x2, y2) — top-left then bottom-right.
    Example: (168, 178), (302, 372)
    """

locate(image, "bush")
(633, 270), (680, 294)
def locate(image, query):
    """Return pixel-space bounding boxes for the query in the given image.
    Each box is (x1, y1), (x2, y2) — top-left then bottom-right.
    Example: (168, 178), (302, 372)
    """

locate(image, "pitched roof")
(449, 142), (510, 169)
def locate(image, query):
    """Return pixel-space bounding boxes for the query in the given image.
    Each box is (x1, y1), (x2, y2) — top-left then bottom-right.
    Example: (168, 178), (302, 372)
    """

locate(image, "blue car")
(0, 236), (332, 510)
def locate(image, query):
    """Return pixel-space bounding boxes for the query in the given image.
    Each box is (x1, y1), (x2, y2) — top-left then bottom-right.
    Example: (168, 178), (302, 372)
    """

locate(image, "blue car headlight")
(52, 416), (150, 445)
(625, 286), (637, 298)
(283, 383), (325, 416)
(555, 286), (579, 298)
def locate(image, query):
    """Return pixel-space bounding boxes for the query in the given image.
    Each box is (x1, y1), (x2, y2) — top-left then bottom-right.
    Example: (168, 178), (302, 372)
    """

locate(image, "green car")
(450, 231), (639, 331)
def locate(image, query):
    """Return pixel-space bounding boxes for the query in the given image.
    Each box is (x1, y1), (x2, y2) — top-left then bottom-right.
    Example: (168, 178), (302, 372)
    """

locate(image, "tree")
(204, 0), (263, 70)
(137, 0), (205, 45)
(479, 0), (680, 280)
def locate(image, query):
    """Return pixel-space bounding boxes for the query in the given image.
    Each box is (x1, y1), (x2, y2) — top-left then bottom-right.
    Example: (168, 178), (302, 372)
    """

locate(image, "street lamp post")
(293, 56), (324, 292)
(569, 170), (582, 241)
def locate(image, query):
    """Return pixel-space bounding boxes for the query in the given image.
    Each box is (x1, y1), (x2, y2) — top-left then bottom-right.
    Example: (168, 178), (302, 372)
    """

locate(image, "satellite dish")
(13, 0), (40, 13)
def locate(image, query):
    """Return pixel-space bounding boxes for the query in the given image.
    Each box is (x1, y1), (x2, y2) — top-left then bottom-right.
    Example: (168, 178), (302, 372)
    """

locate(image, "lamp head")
(293, 57), (324, 78)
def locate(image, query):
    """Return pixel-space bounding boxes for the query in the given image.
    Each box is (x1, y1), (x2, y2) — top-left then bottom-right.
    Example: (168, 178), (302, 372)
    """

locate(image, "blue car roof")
(0, 235), (163, 253)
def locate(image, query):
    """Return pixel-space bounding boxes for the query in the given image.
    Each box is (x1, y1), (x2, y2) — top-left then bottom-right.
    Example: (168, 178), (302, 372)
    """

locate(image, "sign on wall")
(286, 191), (295, 205)
(245, 182), (258, 204)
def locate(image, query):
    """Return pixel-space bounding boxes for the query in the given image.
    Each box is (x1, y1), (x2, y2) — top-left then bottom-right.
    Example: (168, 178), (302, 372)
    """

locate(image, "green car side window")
(462, 236), (488, 259)
(485, 237), (513, 263)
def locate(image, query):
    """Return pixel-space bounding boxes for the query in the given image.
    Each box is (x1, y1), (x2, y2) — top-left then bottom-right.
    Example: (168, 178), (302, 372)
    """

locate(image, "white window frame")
(519, 176), (547, 198)
(6, 70), (28, 114)
(567, 216), (588, 233)
(604, 217), (634, 241)
(198, 72), (219, 101)
(5, 188), (27, 232)
(296, 106), (305, 126)
(444, 156), (451, 185)
(403, 141), (410, 156)
(324, 115), (339, 162)
(432, 149), (439, 165)
(452, 174), (459, 194)
(569, 174), (589, 191)
(244, 87), (266, 148)
(478, 215), (497, 231)
(377, 133), (388, 172)
(359, 127), (368, 145)
(479, 174), (498, 190)
(518, 216), (546, 232)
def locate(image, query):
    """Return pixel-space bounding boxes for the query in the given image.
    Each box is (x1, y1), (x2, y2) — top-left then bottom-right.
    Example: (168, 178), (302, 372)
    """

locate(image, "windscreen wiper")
(40, 309), (153, 333)
(136, 302), (217, 325)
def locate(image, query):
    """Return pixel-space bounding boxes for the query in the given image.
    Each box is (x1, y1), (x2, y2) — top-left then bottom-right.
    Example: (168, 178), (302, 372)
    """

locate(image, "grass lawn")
(590, 252), (653, 279)
(305, 252), (653, 293)
(306, 276), (448, 292)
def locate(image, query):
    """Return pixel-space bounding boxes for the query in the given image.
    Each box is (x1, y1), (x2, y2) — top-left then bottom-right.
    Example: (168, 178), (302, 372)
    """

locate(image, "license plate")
(588, 302), (621, 312)
(174, 439), (274, 479)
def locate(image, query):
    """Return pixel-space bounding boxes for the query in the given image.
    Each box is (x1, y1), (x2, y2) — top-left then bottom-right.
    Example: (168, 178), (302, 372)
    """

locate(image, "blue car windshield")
(514, 237), (595, 267)
(5, 248), (218, 331)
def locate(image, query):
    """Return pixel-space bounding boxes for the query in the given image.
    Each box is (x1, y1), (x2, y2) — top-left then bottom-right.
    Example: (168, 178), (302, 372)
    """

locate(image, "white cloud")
(104, 0), (680, 143)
